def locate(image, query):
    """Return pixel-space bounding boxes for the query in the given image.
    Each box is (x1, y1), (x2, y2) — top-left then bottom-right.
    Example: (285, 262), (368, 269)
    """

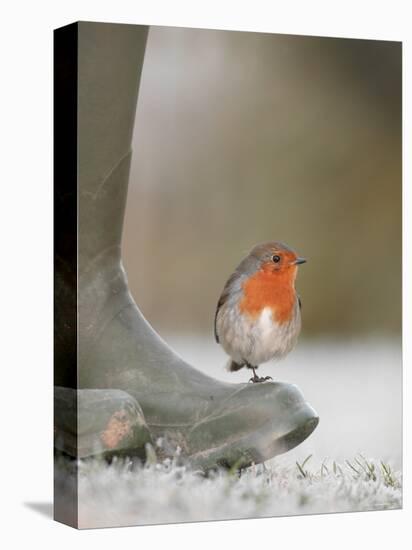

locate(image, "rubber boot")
(57, 21), (318, 470)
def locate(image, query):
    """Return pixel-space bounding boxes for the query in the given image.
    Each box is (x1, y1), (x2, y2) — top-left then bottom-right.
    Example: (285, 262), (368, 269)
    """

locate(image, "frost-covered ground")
(77, 453), (401, 528)
(76, 338), (402, 528)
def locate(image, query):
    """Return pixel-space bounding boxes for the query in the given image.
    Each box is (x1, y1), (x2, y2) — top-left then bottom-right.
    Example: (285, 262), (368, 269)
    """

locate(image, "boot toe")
(188, 381), (319, 470)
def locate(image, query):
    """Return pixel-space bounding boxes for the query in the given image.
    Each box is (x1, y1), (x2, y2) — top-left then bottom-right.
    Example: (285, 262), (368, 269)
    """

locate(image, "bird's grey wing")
(214, 295), (225, 343)
(214, 255), (256, 343)
(214, 270), (242, 343)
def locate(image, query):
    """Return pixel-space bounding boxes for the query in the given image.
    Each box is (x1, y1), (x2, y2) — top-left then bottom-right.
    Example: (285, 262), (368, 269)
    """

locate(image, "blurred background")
(123, 27), (402, 464)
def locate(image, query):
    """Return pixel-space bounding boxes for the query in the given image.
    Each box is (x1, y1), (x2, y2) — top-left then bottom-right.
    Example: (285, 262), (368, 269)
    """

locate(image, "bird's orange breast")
(239, 268), (297, 324)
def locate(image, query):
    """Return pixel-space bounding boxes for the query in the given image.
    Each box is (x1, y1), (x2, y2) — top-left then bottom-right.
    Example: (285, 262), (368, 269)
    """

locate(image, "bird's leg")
(249, 367), (260, 383)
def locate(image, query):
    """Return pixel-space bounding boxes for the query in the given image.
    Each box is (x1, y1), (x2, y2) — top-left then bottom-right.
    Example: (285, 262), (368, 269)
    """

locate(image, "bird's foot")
(247, 366), (273, 383)
(248, 375), (273, 384)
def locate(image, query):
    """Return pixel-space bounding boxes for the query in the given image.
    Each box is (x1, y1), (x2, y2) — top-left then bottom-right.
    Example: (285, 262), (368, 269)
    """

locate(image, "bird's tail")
(226, 360), (244, 372)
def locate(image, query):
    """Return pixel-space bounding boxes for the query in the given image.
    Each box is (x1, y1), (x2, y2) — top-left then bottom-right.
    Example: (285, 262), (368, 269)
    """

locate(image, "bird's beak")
(293, 257), (307, 265)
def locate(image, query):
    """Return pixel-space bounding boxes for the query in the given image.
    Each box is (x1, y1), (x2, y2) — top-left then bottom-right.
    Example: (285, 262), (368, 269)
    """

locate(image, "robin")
(214, 242), (306, 383)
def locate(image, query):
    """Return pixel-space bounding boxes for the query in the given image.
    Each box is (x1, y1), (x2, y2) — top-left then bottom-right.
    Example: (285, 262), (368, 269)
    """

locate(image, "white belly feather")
(217, 305), (301, 367)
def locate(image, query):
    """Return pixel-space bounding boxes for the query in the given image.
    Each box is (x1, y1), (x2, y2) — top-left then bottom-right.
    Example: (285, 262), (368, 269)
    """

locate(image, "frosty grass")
(76, 448), (401, 528)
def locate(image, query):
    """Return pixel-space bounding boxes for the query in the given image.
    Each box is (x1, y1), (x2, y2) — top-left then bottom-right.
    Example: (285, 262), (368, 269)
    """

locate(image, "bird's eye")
(272, 254), (281, 263)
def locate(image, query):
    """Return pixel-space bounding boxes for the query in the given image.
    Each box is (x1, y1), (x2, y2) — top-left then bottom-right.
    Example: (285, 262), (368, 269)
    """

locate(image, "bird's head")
(249, 241), (306, 278)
